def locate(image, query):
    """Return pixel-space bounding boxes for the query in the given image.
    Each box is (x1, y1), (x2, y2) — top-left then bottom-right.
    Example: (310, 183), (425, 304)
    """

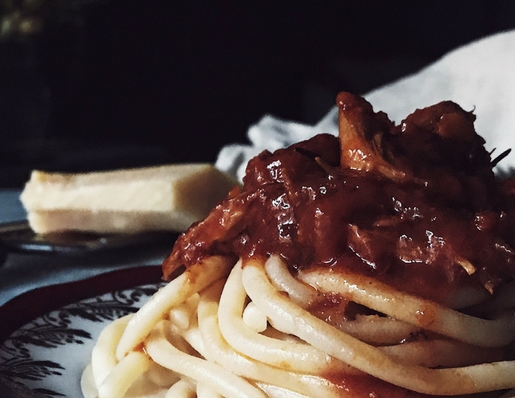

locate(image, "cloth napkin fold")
(216, 29), (515, 181)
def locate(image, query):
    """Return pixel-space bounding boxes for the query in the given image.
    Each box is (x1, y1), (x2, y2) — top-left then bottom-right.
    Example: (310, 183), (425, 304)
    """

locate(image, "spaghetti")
(82, 93), (515, 397)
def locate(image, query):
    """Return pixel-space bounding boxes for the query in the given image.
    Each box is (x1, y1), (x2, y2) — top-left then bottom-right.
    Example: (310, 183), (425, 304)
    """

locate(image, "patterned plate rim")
(0, 265), (163, 397)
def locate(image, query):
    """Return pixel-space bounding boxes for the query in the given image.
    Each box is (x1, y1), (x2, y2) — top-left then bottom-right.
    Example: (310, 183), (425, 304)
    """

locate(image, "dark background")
(2, 0), (515, 187)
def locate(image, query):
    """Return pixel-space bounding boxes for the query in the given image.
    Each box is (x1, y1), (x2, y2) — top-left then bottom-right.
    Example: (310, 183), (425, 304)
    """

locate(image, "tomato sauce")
(164, 93), (515, 303)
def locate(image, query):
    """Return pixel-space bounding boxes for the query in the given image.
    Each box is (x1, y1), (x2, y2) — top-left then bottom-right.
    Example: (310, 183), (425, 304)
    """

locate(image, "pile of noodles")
(82, 93), (515, 398)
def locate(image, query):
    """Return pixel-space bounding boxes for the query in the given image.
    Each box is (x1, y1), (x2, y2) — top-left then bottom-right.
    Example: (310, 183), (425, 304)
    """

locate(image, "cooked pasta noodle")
(243, 257), (515, 395)
(298, 268), (515, 348)
(83, 254), (515, 397)
(82, 93), (515, 397)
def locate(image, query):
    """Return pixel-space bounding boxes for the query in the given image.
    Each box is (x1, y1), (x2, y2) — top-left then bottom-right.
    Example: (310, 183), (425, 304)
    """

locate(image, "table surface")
(0, 189), (170, 308)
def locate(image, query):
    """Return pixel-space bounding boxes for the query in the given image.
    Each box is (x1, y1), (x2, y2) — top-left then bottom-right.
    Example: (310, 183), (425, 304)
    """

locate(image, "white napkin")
(216, 29), (515, 181)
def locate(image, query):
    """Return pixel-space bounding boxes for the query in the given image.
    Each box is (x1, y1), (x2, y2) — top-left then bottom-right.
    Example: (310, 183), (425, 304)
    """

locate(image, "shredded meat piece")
(163, 92), (515, 302)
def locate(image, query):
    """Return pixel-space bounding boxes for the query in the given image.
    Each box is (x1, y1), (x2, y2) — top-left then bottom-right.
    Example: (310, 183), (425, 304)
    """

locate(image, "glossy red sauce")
(323, 372), (434, 398)
(164, 93), (515, 303)
(162, 92), (515, 397)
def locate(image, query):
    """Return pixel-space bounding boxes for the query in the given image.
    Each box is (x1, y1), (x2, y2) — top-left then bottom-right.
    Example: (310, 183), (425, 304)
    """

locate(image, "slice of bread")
(20, 164), (239, 234)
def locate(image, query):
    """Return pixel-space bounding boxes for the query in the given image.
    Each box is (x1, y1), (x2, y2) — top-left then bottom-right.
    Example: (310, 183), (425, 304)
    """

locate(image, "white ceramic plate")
(0, 270), (164, 398)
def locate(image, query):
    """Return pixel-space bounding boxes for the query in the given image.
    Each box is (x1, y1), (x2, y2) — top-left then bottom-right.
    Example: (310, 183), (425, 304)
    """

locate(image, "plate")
(0, 266), (164, 398)
(0, 221), (177, 255)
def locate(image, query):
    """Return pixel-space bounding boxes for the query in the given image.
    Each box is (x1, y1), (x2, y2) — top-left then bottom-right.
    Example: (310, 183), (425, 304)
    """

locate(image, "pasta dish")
(82, 92), (515, 397)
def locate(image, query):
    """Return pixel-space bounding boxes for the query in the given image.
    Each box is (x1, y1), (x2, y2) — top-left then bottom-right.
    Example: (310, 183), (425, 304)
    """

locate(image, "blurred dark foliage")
(1, 0), (515, 187)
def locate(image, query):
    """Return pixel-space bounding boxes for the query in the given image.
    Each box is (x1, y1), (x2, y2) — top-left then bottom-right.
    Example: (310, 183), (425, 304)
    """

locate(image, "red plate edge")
(0, 265), (164, 344)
